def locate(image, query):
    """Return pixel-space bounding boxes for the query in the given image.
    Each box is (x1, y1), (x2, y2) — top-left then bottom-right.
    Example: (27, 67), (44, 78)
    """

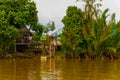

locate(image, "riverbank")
(1, 52), (41, 59)
(1, 52), (120, 60)
(13, 52), (41, 59)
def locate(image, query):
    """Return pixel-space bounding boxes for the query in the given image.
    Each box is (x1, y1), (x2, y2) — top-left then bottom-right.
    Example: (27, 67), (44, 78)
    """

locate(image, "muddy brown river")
(0, 59), (120, 80)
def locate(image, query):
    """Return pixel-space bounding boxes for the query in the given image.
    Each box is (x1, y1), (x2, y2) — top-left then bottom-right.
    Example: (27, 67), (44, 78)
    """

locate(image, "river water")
(0, 59), (120, 80)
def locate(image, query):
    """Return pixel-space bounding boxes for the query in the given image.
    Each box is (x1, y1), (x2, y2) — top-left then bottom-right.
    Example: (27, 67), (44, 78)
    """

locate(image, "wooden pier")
(15, 43), (41, 53)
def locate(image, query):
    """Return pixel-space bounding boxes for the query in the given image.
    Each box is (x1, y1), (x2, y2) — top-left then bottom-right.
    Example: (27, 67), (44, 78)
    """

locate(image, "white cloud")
(34, 0), (79, 29)
(34, 0), (120, 30)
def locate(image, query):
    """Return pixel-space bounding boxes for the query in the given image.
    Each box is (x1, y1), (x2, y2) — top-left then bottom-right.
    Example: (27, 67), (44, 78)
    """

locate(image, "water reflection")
(59, 59), (120, 80)
(41, 59), (62, 80)
(0, 59), (41, 80)
(0, 59), (120, 80)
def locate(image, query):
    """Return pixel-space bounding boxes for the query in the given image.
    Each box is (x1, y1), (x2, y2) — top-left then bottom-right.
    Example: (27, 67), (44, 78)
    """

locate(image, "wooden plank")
(16, 43), (31, 45)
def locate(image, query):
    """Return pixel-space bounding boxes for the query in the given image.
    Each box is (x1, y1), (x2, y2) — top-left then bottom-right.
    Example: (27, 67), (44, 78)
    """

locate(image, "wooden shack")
(15, 27), (34, 52)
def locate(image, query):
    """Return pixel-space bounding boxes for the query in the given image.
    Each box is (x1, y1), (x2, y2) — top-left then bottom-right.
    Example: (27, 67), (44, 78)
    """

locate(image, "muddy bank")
(13, 52), (41, 59)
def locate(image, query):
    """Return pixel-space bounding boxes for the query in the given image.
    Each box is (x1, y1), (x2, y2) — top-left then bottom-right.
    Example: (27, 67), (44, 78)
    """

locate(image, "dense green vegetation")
(0, 0), (38, 28)
(0, 0), (39, 57)
(1, 0), (120, 59)
(60, 0), (120, 59)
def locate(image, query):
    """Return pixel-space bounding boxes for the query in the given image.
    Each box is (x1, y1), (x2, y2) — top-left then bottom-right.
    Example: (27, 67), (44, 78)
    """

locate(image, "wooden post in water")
(49, 45), (52, 58)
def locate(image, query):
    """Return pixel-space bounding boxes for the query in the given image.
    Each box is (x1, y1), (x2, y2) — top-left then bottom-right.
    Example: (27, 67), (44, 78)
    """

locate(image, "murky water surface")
(0, 59), (120, 80)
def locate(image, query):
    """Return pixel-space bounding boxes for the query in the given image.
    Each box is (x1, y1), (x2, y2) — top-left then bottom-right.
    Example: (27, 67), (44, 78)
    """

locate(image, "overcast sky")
(34, 0), (120, 30)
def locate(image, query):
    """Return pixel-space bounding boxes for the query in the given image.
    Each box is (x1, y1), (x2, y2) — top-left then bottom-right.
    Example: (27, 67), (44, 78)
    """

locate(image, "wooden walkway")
(15, 43), (41, 53)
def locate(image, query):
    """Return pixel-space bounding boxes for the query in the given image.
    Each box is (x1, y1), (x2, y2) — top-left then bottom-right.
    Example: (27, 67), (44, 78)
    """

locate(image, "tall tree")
(44, 21), (55, 34)
(0, 0), (38, 56)
(61, 0), (120, 59)
(0, 10), (18, 55)
(0, 0), (38, 29)
(62, 6), (83, 58)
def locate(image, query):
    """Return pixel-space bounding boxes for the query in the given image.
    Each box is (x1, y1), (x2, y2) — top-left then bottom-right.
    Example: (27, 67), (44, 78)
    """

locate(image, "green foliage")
(0, 0), (38, 56)
(0, 0), (38, 29)
(62, 6), (83, 57)
(0, 19), (18, 55)
(32, 23), (44, 37)
(32, 23), (45, 47)
(61, 0), (120, 59)
(50, 22), (55, 31)
(44, 21), (55, 33)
